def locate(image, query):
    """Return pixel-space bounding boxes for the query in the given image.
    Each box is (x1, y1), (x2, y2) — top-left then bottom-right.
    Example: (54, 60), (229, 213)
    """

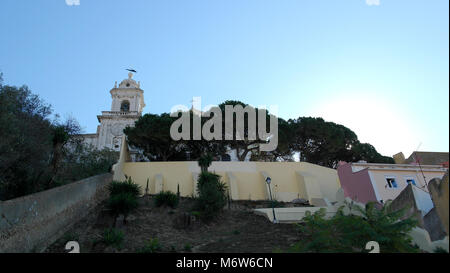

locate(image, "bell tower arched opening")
(120, 100), (130, 112)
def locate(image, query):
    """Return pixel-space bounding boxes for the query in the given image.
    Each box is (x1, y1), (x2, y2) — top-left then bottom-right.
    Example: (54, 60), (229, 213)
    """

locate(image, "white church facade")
(79, 72), (145, 153)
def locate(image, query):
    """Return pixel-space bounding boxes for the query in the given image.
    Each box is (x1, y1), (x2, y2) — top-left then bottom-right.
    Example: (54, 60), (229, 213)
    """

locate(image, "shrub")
(108, 176), (141, 198)
(170, 245), (177, 252)
(107, 176), (141, 225)
(154, 191), (179, 208)
(190, 211), (201, 218)
(268, 200), (285, 208)
(103, 228), (124, 249)
(195, 172), (227, 221)
(289, 202), (419, 253)
(108, 192), (138, 224)
(433, 247), (448, 253)
(62, 232), (79, 243)
(184, 243), (192, 252)
(138, 238), (162, 253)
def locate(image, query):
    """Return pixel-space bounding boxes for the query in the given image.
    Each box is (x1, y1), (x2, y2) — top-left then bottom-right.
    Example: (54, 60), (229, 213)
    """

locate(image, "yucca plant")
(154, 190), (179, 208)
(198, 154), (213, 173)
(108, 175), (141, 198)
(195, 172), (227, 221)
(108, 192), (139, 225)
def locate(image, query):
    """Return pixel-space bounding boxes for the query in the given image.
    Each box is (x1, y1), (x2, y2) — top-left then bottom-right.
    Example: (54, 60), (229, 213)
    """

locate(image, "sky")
(0, 0), (448, 158)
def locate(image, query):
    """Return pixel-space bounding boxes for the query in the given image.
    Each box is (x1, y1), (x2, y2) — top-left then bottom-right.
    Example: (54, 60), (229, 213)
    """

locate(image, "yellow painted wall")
(114, 160), (341, 202)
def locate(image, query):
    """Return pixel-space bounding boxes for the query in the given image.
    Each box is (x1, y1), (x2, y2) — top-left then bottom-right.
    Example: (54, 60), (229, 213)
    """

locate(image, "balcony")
(100, 111), (140, 116)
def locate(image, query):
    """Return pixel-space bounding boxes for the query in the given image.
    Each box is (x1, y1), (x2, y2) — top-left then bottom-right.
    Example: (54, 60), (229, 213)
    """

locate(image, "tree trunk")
(48, 142), (64, 188)
(238, 149), (250, 161)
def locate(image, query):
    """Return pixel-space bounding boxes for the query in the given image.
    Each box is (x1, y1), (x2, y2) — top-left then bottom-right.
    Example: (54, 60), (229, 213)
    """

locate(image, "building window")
(406, 178), (416, 186)
(386, 177), (398, 188)
(120, 100), (130, 112)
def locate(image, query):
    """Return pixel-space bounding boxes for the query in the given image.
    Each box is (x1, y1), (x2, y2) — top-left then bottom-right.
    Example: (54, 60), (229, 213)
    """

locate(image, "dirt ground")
(45, 196), (304, 253)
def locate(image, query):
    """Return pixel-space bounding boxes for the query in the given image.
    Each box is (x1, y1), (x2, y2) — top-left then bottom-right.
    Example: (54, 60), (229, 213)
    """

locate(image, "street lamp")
(265, 176), (278, 223)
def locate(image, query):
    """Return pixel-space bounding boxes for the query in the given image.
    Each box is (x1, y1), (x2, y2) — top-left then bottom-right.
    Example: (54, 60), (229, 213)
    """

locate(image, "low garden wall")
(111, 136), (341, 204)
(0, 173), (112, 253)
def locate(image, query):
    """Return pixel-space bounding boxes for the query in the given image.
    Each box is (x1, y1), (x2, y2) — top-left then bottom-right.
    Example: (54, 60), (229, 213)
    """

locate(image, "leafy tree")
(288, 117), (358, 168)
(288, 117), (393, 168)
(217, 100), (276, 161)
(193, 100), (288, 162)
(0, 76), (118, 200)
(48, 116), (83, 187)
(251, 117), (294, 161)
(124, 113), (187, 161)
(350, 142), (395, 164)
(56, 143), (119, 184)
(124, 111), (226, 161)
(181, 109), (227, 160)
(0, 82), (54, 199)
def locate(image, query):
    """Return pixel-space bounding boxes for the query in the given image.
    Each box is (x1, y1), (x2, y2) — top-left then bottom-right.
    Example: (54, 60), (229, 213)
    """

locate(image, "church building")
(79, 72), (145, 154)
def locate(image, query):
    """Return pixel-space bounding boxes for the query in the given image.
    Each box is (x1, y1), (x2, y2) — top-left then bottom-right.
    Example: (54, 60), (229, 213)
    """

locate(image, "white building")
(79, 72), (145, 154)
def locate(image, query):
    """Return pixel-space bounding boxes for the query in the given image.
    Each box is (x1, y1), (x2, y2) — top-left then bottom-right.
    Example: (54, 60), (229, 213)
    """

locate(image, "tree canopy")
(288, 117), (393, 167)
(124, 100), (393, 167)
(124, 113), (187, 161)
(0, 75), (118, 200)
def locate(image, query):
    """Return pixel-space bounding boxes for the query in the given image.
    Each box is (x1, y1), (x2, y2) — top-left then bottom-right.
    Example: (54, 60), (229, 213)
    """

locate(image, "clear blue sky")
(1, 0), (448, 157)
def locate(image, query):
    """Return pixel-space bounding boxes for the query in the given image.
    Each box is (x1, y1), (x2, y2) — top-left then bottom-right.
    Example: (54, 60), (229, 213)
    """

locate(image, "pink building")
(337, 161), (379, 204)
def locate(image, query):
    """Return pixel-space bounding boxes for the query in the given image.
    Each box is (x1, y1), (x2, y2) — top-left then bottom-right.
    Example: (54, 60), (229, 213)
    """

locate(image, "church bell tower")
(95, 72), (145, 151)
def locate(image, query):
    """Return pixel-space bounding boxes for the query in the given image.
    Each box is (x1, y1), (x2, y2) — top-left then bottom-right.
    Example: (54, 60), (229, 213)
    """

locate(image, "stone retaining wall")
(0, 173), (112, 253)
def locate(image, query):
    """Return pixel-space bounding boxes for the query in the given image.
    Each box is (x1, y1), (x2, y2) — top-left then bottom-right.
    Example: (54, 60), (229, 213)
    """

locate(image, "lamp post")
(265, 176), (278, 223)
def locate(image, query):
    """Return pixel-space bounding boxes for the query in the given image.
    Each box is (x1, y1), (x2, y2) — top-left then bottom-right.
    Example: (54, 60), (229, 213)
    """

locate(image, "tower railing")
(100, 111), (140, 116)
